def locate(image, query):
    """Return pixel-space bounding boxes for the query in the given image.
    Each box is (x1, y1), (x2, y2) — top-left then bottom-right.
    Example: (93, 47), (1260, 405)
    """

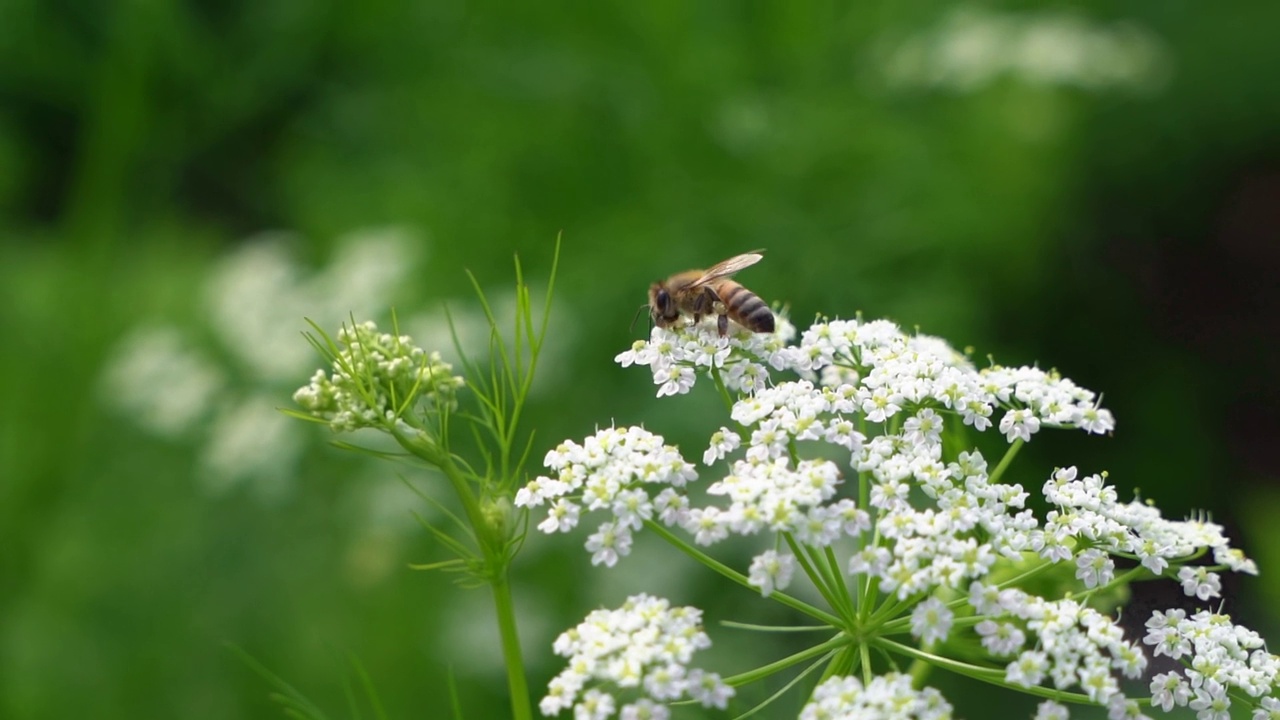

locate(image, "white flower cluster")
(878, 8), (1168, 95)
(528, 317), (1265, 718)
(1042, 467), (1255, 591)
(967, 584), (1147, 706)
(293, 321), (463, 432)
(514, 426), (697, 567)
(615, 317), (794, 396)
(799, 673), (952, 720)
(620, 318), (1114, 440)
(539, 594), (733, 719)
(1145, 609), (1280, 717)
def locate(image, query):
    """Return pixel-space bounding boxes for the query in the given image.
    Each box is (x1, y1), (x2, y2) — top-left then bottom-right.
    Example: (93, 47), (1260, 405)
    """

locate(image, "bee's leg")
(717, 313), (728, 336)
(690, 289), (715, 328)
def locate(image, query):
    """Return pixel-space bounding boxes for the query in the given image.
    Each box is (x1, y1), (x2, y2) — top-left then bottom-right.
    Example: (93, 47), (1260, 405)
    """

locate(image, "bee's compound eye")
(656, 289), (672, 311)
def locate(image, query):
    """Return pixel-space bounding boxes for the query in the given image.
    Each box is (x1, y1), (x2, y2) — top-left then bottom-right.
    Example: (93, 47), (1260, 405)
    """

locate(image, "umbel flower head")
(293, 320), (464, 433)
(525, 316), (1268, 718)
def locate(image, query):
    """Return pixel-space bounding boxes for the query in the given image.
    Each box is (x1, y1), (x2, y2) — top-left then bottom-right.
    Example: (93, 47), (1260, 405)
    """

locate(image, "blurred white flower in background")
(100, 326), (226, 438)
(200, 395), (302, 501)
(878, 8), (1169, 94)
(205, 227), (422, 382)
(99, 226), (424, 502)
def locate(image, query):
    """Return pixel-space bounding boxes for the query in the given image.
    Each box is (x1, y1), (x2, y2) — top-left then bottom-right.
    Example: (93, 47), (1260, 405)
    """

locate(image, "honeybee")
(647, 252), (775, 336)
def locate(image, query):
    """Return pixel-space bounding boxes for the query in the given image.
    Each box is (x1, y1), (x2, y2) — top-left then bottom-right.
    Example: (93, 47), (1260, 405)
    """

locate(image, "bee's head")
(648, 282), (679, 327)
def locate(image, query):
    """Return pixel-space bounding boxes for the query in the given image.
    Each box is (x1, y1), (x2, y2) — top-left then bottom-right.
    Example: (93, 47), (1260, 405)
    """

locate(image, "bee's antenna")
(629, 304), (650, 334)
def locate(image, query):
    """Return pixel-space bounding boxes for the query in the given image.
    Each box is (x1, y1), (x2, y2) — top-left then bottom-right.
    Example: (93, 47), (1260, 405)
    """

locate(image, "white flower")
(1007, 650), (1048, 688)
(910, 597), (955, 645)
(747, 550), (795, 597)
(1188, 681), (1231, 720)
(1214, 545), (1259, 575)
(538, 499), (580, 533)
(1074, 548), (1115, 589)
(683, 669), (734, 710)
(619, 698), (669, 720)
(903, 408), (944, 447)
(1140, 609), (1273, 716)
(999, 408), (1041, 443)
(1254, 697), (1280, 720)
(614, 339), (651, 368)
(1034, 699), (1070, 720)
(654, 365), (695, 397)
(683, 507), (729, 546)
(575, 688), (616, 720)
(1149, 672), (1190, 711)
(1178, 566), (1222, 600)
(731, 395), (776, 426)
(703, 428), (741, 465)
(860, 386), (903, 422)
(1105, 694), (1148, 720)
(976, 619), (1026, 657)
(1078, 404), (1116, 434)
(585, 521), (632, 567)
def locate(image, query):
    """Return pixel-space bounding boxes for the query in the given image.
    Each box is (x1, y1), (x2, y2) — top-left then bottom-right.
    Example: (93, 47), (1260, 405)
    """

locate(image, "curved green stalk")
(645, 520), (843, 626)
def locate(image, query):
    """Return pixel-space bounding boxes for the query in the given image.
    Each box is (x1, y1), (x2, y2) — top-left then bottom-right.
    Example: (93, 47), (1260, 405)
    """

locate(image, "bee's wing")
(688, 252), (764, 288)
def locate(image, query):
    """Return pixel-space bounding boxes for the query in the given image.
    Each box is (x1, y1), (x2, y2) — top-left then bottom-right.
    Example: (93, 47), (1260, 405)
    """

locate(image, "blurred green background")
(3, 2), (1279, 717)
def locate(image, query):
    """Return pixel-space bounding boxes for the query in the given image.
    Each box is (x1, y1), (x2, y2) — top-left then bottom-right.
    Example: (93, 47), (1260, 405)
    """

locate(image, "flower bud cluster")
(539, 594), (732, 719)
(293, 320), (463, 432)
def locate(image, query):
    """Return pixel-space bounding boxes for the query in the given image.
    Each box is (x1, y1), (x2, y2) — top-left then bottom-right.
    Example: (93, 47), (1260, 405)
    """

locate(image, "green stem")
(988, 438), (1024, 485)
(823, 545), (856, 620)
(710, 365), (736, 414)
(722, 633), (848, 686)
(907, 653), (932, 689)
(645, 521), (842, 626)
(873, 638), (1096, 705)
(783, 535), (843, 621)
(490, 572), (532, 720)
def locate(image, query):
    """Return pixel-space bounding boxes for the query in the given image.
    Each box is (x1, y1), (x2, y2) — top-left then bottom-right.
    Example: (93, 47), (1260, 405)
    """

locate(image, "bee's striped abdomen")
(718, 281), (775, 333)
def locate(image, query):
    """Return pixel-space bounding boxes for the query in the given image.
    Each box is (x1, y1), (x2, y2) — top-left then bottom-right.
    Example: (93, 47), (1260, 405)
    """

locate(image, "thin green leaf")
(447, 666), (465, 720)
(349, 653), (388, 720)
(279, 408), (330, 424)
(410, 509), (477, 558)
(408, 558), (468, 572)
(226, 644), (333, 720)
